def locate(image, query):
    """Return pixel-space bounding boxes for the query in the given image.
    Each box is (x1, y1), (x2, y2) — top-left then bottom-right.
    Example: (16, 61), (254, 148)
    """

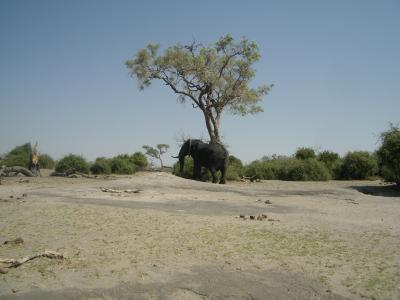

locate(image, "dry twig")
(0, 250), (64, 268)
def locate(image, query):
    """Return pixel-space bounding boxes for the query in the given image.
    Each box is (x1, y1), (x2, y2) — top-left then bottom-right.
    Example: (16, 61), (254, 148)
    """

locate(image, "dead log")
(240, 175), (259, 182)
(0, 166), (36, 177)
(0, 250), (64, 268)
(100, 187), (141, 194)
(3, 237), (24, 245)
(51, 169), (90, 178)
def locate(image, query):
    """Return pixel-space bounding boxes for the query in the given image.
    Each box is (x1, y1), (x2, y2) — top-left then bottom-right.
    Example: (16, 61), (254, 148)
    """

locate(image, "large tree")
(126, 34), (272, 143)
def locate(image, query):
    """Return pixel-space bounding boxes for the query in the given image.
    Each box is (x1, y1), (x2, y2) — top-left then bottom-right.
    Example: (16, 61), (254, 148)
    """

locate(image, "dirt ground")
(0, 171), (399, 299)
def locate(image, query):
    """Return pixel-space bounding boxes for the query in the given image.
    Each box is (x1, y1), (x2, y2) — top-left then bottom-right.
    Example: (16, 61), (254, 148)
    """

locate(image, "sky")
(1, 0), (399, 166)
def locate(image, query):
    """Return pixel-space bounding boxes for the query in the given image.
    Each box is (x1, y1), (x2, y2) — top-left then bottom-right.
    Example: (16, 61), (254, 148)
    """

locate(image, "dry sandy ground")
(0, 171), (399, 299)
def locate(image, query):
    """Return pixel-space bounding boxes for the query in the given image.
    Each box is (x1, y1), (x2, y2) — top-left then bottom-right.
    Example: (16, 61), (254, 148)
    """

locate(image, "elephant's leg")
(219, 166), (227, 184)
(193, 161), (201, 180)
(210, 168), (218, 183)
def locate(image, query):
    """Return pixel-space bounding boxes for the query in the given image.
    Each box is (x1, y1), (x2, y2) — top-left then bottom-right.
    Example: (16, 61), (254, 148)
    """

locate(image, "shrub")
(110, 155), (136, 174)
(90, 157), (111, 174)
(339, 151), (378, 180)
(226, 155), (245, 180)
(245, 159), (282, 180)
(131, 152), (148, 170)
(173, 157), (192, 178)
(55, 154), (90, 174)
(286, 158), (330, 181)
(172, 157), (212, 181)
(173, 155), (245, 181)
(295, 147), (316, 160)
(245, 157), (330, 181)
(376, 124), (400, 185)
(2, 143), (32, 167)
(38, 154), (55, 169)
(317, 150), (341, 179)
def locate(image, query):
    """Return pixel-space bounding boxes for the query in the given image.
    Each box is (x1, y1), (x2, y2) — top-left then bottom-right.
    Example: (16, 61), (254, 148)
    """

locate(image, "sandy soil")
(0, 171), (399, 299)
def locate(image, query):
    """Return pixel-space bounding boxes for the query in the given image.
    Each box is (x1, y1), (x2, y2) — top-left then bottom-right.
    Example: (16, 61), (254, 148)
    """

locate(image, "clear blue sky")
(1, 0), (399, 165)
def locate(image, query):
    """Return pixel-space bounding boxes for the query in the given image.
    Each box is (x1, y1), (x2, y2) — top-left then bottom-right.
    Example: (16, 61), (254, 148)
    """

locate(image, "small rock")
(11, 289), (19, 293)
(22, 193), (27, 198)
(264, 200), (271, 204)
(0, 267), (8, 274)
(9, 195), (13, 199)
(249, 215), (255, 220)
(239, 214), (245, 219)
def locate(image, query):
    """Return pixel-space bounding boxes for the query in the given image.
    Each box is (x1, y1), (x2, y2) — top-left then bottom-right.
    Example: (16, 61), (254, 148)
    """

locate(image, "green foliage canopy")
(295, 147), (316, 160)
(339, 151), (378, 180)
(377, 124), (400, 185)
(143, 144), (169, 168)
(126, 34), (272, 142)
(317, 150), (341, 179)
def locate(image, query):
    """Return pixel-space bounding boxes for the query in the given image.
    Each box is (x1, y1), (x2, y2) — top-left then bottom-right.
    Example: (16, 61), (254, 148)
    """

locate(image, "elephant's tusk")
(171, 155), (179, 158)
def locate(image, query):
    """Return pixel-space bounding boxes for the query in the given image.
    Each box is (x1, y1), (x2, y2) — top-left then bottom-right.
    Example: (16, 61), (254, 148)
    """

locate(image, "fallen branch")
(100, 187), (141, 194)
(240, 175), (260, 183)
(3, 237), (24, 245)
(0, 250), (64, 268)
(0, 166), (36, 177)
(51, 168), (90, 178)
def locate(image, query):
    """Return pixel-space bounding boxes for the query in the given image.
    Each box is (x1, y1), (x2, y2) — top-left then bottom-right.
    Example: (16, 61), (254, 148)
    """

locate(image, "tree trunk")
(203, 111), (221, 143)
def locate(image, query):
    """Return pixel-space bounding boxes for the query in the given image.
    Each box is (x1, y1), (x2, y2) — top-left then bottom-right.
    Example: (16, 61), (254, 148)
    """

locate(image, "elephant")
(173, 139), (229, 184)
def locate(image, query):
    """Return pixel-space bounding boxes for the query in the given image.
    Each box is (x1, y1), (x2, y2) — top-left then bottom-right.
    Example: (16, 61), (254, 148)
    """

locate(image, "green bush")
(226, 155), (245, 180)
(376, 124), (400, 185)
(90, 157), (111, 174)
(172, 157), (221, 181)
(245, 159), (282, 180)
(110, 155), (136, 174)
(287, 158), (330, 181)
(317, 150), (342, 179)
(339, 151), (378, 180)
(55, 154), (90, 174)
(131, 152), (148, 170)
(244, 158), (330, 181)
(173, 155), (244, 181)
(2, 143), (32, 167)
(38, 154), (55, 169)
(295, 147), (316, 160)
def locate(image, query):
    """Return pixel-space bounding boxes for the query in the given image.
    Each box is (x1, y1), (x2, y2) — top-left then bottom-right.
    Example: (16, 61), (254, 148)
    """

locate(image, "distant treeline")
(1, 125), (399, 184)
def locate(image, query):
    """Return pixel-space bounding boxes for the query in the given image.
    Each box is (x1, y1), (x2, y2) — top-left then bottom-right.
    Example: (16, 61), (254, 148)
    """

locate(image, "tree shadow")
(352, 184), (400, 197)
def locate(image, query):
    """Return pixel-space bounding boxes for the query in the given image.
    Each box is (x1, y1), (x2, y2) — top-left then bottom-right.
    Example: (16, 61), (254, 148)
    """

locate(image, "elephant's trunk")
(174, 139), (191, 176)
